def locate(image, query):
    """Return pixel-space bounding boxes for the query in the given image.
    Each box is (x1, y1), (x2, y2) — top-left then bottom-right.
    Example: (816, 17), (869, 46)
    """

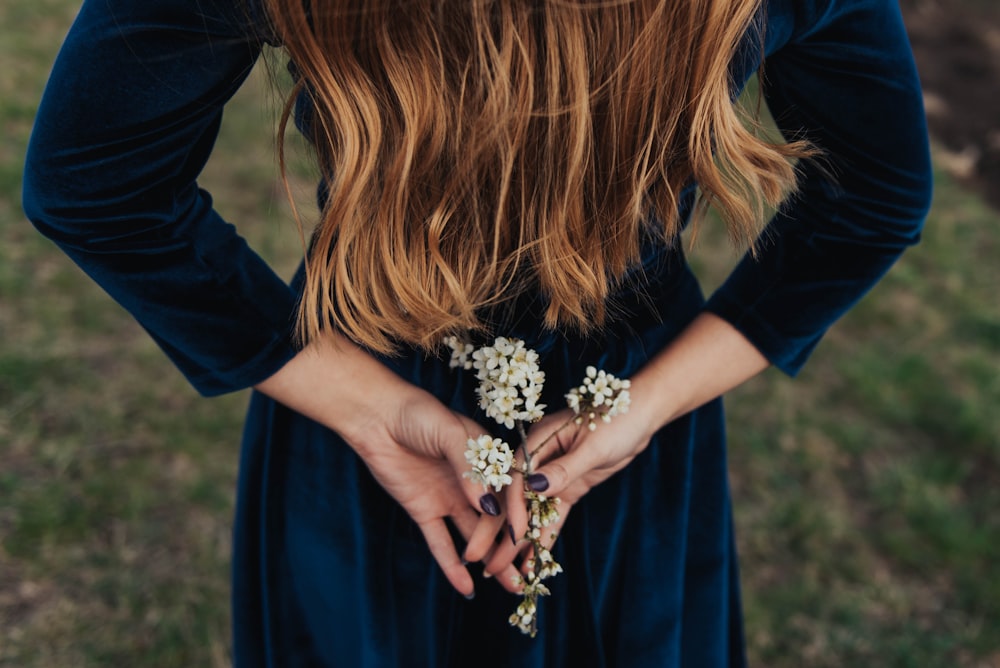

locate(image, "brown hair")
(264, 0), (811, 354)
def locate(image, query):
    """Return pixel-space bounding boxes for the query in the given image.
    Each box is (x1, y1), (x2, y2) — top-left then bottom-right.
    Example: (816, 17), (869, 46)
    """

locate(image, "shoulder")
(763, 0), (901, 55)
(83, 0), (273, 45)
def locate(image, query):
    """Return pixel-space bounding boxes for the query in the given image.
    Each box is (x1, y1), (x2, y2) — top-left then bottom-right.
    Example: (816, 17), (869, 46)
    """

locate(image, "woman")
(23, 0), (932, 665)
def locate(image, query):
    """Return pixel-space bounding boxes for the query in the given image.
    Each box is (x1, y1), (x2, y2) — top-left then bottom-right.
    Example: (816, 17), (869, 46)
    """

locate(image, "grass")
(1, 2), (998, 666)
(690, 152), (1000, 666)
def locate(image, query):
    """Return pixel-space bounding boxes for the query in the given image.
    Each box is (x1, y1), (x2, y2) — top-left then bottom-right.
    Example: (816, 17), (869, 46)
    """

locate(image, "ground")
(900, 0), (1000, 209)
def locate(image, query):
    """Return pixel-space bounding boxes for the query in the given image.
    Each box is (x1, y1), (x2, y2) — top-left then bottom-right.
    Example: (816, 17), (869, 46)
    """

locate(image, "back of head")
(263, 0), (810, 354)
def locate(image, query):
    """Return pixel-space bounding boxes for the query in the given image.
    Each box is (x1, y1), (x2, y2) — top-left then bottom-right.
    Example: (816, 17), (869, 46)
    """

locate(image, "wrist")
(624, 370), (677, 439)
(254, 333), (420, 451)
(630, 312), (770, 430)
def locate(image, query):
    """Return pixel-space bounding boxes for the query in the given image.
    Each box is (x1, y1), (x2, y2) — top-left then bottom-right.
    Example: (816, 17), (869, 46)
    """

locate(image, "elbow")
(22, 142), (74, 244)
(895, 149), (935, 247)
(889, 120), (935, 246)
(22, 141), (185, 253)
(846, 145), (935, 249)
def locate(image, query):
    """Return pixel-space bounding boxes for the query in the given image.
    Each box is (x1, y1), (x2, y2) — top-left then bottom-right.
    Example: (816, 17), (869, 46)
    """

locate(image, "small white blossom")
(509, 597), (539, 635)
(463, 435), (515, 492)
(443, 336), (474, 370)
(565, 367), (631, 431)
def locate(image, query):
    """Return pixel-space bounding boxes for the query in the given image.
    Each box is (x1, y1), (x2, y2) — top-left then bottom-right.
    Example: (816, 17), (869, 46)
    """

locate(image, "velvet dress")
(23, 0), (932, 665)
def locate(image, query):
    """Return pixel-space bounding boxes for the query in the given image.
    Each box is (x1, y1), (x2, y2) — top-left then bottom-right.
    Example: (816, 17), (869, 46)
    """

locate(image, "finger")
(479, 531), (525, 593)
(483, 466), (529, 577)
(463, 512), (506, 564)
(505, 448), (530, 543)
(483, 524), (527, 582)
(523, 438), (603, 498)
(493, 562), (525, 594)
(418, 518), (474, 598)
(519, 543), (536, 576)
(450, 504), (481, 544)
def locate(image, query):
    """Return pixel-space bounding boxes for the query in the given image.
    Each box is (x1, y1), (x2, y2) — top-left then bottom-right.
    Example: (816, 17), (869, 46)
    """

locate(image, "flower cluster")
(528, 493), (561, 533)
(508, 544), (563, 637)
(508, 492), (564, 636)
(463, 434), (515, 493)
(508, 598), (539, 636)
(565, 366), (631, 431)
(470, 337), (546, 429)
(445, 336), (632, 638)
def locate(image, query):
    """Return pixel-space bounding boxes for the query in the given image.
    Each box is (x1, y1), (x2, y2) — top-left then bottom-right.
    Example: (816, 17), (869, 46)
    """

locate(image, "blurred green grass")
(1, 2), (998, 667)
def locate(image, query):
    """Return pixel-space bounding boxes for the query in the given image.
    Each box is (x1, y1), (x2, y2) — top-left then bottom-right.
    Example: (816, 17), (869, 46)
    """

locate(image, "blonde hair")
(264, 0), (811, 354)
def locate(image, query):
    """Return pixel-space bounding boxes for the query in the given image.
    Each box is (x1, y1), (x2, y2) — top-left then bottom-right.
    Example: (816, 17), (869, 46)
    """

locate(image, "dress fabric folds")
(22, 0), (932, 666)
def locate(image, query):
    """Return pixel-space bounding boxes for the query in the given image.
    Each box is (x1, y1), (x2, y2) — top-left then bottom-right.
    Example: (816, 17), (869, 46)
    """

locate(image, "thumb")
(523, 431), (599, 499)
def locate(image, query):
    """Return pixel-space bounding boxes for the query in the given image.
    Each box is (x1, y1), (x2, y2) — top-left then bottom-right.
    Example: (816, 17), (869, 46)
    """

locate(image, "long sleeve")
(704, 0), (934, 375)
(22, 0), (296, 396)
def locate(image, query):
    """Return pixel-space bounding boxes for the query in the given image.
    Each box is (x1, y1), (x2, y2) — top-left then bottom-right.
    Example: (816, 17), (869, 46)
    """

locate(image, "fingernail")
(479, 493), (501, 517)
(526, 473), (549, 492)
(482, 570), (493, 579)
(461, 558), (469, 566)
(508, 523), (518, 546)
(464, 591), (475, 601)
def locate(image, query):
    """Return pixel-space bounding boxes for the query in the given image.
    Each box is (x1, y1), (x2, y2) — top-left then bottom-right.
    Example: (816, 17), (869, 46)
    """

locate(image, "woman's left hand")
(475, 389), (662, 577)
(469, 313), (772, 580)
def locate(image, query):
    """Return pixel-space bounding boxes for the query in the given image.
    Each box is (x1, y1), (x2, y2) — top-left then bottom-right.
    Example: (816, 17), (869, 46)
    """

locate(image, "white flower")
(471, 337), (546, 428)
(608, 388), (631, 416)
(508, 591), (545, 636)
(565, 367), (631, 431)
(443, 336), (474, 370)
(463, 435), (515, 492)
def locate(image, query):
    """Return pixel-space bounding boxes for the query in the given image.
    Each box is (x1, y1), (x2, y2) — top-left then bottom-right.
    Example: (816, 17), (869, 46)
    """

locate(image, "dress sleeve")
(22, 0), (298, 396)
(703, 0), (934, 375)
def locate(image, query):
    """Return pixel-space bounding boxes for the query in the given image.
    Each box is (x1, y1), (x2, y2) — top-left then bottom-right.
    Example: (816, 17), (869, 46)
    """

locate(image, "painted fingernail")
(464, 591), (475, 601)
(461, 558), (469, 566)
(480, 493), (501, 517)
(508, 523), (518, 546)
(526, 473), (549, 492)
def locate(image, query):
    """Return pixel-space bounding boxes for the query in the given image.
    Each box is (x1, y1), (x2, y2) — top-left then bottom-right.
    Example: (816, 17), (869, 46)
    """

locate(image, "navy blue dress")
(23, 0), (932, 665)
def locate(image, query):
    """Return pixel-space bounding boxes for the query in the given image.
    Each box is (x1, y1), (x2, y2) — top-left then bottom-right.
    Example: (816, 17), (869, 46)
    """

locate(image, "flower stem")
(517, 422), (532, 472)
(528, 415), (578, 459)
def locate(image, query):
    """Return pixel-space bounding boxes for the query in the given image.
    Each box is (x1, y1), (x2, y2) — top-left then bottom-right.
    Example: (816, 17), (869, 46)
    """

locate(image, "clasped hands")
(354, 385), (657, 600)
(256, 315), (769, 600)
(255, 332), (684, 601)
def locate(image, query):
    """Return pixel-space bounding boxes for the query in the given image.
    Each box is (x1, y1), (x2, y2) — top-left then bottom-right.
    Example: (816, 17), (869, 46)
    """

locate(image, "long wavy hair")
(263, 0), (811, 354)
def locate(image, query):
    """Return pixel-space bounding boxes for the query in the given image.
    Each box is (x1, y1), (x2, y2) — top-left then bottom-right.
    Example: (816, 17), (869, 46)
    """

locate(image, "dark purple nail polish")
(508, 523), (518, 546)
(480, 493), (500, 517)
(526, 473), (549, 492)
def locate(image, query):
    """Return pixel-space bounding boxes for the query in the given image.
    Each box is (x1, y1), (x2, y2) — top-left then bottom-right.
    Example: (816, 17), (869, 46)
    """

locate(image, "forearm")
(253, 333), (419, 451)
(631, 312), (770, 431)
(255, 333), (516, 595)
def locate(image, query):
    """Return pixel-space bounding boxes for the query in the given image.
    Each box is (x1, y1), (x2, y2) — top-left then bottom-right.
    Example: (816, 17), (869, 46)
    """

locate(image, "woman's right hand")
(255, 334), (521, 596)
